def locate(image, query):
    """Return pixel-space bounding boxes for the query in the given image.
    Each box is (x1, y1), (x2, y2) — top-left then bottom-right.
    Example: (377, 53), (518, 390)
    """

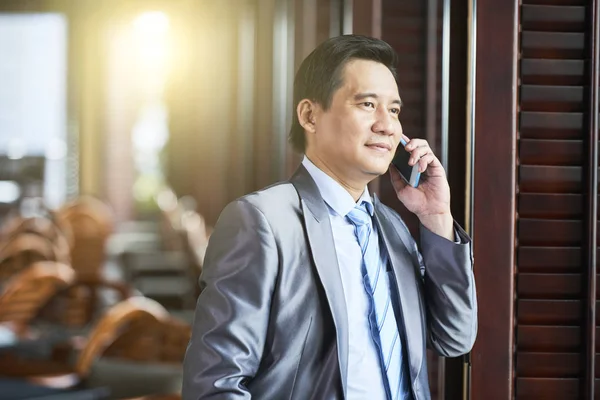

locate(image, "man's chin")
(372, 160), (394, 174)
(361, 166), (388, 178)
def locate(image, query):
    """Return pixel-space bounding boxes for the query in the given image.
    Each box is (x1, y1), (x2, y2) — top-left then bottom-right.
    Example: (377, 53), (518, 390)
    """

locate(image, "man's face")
(306, 59), (402, 185)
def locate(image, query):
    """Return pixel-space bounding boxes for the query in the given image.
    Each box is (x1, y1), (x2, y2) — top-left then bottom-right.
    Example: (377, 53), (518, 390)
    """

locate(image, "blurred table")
(0, 377), (109, 399)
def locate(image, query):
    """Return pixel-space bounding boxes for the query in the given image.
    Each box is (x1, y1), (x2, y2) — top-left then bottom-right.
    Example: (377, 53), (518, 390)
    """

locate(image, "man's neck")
(304, 153), (367, 202)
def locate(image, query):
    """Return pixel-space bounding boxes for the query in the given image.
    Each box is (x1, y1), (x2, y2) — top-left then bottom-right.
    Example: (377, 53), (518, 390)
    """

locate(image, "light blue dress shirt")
(302, 156), (410, 400)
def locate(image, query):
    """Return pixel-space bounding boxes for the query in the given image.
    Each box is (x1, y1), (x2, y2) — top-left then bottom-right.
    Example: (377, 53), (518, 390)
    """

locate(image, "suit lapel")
(373, 195), (424, 381)
(290, 166), (349, 396)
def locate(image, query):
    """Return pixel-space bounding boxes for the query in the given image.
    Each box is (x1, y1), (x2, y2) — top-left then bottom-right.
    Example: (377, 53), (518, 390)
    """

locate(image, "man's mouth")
(365, 143), (392, 152)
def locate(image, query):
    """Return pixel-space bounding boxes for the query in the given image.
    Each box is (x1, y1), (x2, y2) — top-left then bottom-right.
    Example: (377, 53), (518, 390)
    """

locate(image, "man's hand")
(389, 135), (454, 241)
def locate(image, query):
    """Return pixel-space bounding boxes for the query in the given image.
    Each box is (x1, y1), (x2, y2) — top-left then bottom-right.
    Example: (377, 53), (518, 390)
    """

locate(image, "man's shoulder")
(211, 181), (303, 246)
(240, 180), (298, 206)
(223, 180), (300, 220)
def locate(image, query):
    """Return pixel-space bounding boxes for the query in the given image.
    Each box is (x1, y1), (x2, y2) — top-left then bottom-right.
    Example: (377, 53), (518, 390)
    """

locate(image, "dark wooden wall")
(471, 0), (600, 399)
(470, 0), (518, 397)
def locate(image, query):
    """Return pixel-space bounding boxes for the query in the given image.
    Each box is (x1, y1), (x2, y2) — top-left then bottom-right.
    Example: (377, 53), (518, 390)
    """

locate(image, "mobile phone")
(391, 138), (421, 187)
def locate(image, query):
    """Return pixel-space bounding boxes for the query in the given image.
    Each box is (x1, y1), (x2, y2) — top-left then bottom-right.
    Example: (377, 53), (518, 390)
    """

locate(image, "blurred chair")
(1, 216), (72, 264)
(48, 196), (132, 328)
(78, 297), (188, 399)
(0, 234), (65, 284)
(0, 261), (74, 337)
(57, 196), (113, 280)
(39, 271), (133, 329)
(0, 296), (187, 400)
(1, 207), (74, 245)
(100, 308), (190, 364)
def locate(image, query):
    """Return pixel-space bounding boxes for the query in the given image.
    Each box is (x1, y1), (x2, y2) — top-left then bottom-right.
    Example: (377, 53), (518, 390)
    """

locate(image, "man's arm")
(389, 136), (477, 356)
(182, 199), (278, 400)
(419, 222), (477, 357)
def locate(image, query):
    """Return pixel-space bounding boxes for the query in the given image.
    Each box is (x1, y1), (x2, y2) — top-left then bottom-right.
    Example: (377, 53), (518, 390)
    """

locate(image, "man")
(182, 35), (477, 400)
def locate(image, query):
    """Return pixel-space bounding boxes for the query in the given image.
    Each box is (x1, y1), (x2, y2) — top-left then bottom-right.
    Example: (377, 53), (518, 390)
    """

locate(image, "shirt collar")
(301, 156), (374, 217)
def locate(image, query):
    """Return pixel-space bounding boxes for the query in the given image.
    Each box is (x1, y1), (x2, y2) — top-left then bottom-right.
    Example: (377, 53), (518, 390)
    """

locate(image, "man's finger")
(406, 138), (429, 150)
(409, 146), (432, 166)
(418, 154), (436, 173)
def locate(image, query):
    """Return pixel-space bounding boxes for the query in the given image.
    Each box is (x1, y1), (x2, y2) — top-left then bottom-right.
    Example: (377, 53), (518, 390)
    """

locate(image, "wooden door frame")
(469, 0), (518, 399)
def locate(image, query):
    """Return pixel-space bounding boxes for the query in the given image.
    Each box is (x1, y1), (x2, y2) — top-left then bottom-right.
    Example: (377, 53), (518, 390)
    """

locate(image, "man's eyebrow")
(353, 93), (403, 107)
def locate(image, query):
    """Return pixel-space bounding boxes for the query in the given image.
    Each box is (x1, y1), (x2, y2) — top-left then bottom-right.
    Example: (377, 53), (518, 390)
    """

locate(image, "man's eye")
(362, 102), (375, 108)
(391, 108), (400, 115)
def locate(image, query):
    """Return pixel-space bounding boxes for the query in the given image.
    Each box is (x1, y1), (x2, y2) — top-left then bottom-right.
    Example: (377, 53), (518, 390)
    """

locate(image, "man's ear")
(297, 99), (318, 133)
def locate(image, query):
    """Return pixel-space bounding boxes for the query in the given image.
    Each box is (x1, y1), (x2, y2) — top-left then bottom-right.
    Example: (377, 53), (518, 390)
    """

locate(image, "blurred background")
(0, 1), (469, 398)
(1, 0), (598, 399)
(0, 0), (466, 226)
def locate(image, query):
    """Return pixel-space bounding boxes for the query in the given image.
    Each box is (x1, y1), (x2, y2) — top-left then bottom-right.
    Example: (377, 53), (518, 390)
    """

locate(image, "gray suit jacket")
(182, 165), (477, 400)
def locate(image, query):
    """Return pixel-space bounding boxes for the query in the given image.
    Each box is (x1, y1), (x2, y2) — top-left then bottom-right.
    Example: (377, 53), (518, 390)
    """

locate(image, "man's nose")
(372, 108), (396, 136)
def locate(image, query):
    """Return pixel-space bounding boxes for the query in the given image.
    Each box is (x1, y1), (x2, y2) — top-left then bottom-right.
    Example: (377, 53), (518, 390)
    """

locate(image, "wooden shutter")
(516, 1), (597, 398)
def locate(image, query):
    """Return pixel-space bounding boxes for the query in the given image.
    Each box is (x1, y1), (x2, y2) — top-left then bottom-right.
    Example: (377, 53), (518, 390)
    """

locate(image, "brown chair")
(0, 297), (187, 399)
(73, 297), (171, 374)
(0, 261), (75, 336)
(39, 272), (133, 329)
(0, 220), (127, 329)
(1, 215), (73, 260)
(100, 311), (190, 364)
(79, 298), (188, 399)
(0, 234), (65, 284)
(48, 196), (133, 328)
(57, 196), (114, 280)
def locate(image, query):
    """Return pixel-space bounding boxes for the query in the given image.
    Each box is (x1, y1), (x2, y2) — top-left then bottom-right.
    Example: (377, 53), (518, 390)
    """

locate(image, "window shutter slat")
(520, 111), (584, 139)
(518, 219), (582, 246)
(519, 165), (582, 193)
(516, 378), (580, 398)
(518, 246), (582, 271)
(519, 139), (583, 165)
(521, 85), (585, 112)
(517, 352), (581, 377)
(518, 194), (582, 218)
(518, 326), (581, 352)
(522, 32), (586, 58)
(521, 60), (585, 85)
(522, 5), (585, 31)
(517, 299), (582, 325)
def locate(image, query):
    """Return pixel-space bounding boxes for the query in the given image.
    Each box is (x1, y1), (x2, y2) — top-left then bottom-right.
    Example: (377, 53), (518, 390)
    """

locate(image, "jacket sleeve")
(418, 222), (478, 357)
(182, 199), (278, 400)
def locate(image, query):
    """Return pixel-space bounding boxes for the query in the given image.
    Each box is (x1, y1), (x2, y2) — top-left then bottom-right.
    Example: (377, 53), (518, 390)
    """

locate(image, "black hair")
(288, 34), (399, 153)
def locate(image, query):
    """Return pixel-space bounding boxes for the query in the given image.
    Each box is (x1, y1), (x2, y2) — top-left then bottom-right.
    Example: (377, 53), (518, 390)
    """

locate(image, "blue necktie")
(347, 201), (408, 400)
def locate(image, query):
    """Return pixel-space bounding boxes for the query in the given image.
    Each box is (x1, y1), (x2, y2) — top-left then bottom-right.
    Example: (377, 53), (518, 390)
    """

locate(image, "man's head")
(289, 35), (403, 188)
